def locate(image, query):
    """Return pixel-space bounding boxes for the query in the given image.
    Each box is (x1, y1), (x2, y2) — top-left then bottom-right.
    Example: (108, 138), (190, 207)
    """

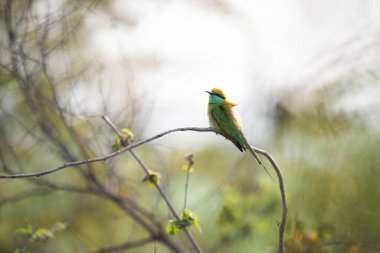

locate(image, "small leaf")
(142, 171), (161, 187)
(166, 222), (180, 236)
(181, 209), (202, 232)
(30, 228), (54, 242)
(166, 209), (201, 236)
(120, 128), (134, 140)
(111, 128), (134, 150)
(111, 143), (121, 152)
(112, 135), (123, 151)
(181, 165), (194, 173)
(14, 224), (33, 237)
(53, 221), (67, 232)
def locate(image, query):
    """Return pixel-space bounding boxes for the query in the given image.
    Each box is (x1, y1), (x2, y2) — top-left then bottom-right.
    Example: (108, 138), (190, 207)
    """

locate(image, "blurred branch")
(94, 237), (155, 253)
(251, 146), (287, 253)
(0, 188), (52, 206)
(0, 126), (286, 253)
(102, 115), (202, 253)
(183, 154), (194, 209)
(0, 127), (215, 179)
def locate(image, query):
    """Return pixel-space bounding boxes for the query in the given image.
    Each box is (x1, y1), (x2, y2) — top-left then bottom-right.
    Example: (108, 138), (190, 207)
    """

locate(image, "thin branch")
(94, 237), (155, 253)
(102, 116), (202, 253)
(101, 115), (120, 137)
(0, 127), (214, 179)
(183, 154), (194, 209)
(0, 126), (287, 253)
(130, 150), (202, 253)
(252, 146), (287, 253)
(0, 188), (52, 206)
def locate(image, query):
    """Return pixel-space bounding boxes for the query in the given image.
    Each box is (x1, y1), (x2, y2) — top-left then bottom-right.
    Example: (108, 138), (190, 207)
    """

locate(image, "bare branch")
(0, 126), (287, 253)
(102, 116), (202, 253)
(251, 146), (287, 253)
(0, 188), (52, 206)
(94, 237), (155, 253)
(0, 127), (215, 179)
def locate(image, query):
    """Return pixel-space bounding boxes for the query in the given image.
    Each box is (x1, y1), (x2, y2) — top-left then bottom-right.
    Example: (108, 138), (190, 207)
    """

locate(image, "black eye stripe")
(212, 93), (225, 99)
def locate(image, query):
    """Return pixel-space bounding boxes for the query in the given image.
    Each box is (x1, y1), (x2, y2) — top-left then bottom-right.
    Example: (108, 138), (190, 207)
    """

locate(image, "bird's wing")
(213, 106), (274, 180)
(211, 106), (246, 152)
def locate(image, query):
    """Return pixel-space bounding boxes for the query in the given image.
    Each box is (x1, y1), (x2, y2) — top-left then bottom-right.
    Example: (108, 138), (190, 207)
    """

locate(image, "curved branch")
(251, 146), (287, 253)
(102, 116), (202, 253)
(0, 126), (287, 253)
(0, 127), (214, 179)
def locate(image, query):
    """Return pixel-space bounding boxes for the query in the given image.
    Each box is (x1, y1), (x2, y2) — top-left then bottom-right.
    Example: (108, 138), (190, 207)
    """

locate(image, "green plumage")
(206, 88), (273, 179)
(208, 102), (262, 165)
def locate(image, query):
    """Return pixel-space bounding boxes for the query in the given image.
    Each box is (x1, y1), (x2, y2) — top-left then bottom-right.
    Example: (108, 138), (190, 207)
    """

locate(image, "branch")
(0, 188), (52, 206)
(0, 127), (214, 179)
(251, 146), (287, 253)
(102, 116), (202, 253)
(0, 126), (287, 253)
(94, 237), (155, 253)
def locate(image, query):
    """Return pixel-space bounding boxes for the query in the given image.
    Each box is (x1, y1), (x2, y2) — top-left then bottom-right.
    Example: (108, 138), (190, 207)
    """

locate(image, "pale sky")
(84, 0), (380, 147)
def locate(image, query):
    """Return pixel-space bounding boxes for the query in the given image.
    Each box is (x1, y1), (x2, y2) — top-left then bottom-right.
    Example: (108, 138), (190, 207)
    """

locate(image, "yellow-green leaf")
(182, 164), (194, 173)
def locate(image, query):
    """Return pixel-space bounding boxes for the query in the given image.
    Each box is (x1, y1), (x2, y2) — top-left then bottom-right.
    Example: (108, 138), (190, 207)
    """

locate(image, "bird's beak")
(205, 91), (212, 95)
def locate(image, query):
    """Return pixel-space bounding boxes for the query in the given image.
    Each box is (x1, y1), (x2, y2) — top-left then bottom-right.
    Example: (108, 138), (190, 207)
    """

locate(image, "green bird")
(206, 88), (273, 178)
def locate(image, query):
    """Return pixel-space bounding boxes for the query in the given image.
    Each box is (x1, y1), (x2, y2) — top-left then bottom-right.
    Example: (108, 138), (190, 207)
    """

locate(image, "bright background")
(86, 0), (380, 144)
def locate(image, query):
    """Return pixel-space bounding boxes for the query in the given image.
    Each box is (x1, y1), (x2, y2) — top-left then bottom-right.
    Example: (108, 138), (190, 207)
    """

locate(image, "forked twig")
(0, 125), (287, 253)
(101, 116), (203, 253)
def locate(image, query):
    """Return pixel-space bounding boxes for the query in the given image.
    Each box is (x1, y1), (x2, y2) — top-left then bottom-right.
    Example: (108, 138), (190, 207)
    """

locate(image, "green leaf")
(182, 164), (194, 173)
(142, 171), (161, 187)
(14, 224), (33, 237)
(166, 223), (180, 236)
(181, 209), (202, 230)
(30, 228), (54, 242)
(120, 128), (134, 140)
(53, 221), (67, 232)
(111, 128), (134, 151)
(111, 143), (121, 152)
(166, 209), (202, 236)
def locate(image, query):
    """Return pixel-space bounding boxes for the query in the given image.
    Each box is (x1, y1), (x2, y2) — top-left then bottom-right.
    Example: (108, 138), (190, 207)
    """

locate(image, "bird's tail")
(244, 139), (275, 182)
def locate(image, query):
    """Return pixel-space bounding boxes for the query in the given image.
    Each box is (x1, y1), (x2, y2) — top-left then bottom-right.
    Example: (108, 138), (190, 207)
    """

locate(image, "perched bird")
(206, 88), (273, 178)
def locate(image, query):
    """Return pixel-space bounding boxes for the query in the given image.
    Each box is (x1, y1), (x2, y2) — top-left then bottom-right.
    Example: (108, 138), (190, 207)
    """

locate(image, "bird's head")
(205, 88), (237, 106)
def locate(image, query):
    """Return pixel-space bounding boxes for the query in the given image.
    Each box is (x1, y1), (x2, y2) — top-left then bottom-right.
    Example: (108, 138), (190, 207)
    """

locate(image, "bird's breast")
(207, 106), (220, 130)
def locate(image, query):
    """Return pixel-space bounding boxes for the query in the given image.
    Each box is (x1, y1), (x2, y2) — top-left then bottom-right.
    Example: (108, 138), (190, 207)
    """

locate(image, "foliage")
(112, 128), (134, 151)
(167, 208), (201, 236)
(142, 170), (161, 187)
(13, 222), (67, 253)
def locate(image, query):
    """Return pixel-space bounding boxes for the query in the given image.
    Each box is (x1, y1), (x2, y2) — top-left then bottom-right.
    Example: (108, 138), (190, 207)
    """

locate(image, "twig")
(251, 146), (287, 253)
(0, 125), (286, 253)
(0, 188), (52, 206)
(101, 116), (203, 253)
(0, 127), (214, 179)
(184, 165), (190, 210)
(183, 154), (194, 209)
(95, 237), (155, 253)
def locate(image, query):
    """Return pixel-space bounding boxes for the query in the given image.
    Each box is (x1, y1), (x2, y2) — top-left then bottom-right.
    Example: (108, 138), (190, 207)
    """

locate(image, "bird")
(206, 88), (273, 179)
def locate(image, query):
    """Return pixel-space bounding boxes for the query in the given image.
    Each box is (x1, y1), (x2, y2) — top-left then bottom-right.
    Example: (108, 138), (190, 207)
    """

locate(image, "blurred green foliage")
(167, 208), (200, 236)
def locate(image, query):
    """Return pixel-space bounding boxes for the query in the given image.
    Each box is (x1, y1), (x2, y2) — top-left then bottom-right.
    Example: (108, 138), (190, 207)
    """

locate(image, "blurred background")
(1, 0), (380, 252)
